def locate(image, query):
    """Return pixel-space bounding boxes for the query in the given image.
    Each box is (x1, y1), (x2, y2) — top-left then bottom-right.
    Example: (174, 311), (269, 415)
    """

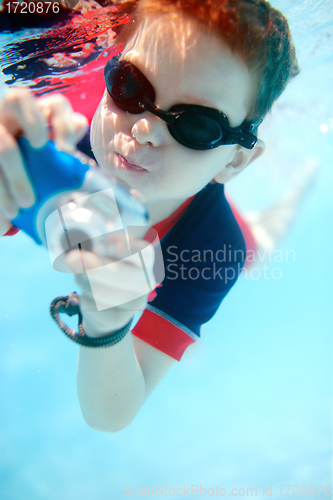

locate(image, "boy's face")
(91, 12), (259, 205)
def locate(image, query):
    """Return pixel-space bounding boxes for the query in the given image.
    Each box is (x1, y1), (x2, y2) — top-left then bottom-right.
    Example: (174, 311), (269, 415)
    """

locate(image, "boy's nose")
(130, 114), (166, 147)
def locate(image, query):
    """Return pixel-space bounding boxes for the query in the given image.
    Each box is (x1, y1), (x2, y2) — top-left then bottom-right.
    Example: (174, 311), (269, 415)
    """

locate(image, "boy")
(0, 0), (298, 432)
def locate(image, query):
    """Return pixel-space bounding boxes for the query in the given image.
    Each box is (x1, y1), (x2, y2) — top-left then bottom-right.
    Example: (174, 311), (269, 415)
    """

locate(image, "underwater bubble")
(320, 124), (329, 133)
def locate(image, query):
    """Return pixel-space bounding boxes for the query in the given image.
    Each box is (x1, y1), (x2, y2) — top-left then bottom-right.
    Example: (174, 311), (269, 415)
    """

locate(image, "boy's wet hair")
(115, 0), (299, 125)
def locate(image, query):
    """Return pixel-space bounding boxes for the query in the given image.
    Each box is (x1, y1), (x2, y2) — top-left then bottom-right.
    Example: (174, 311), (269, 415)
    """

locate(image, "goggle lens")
(174, 112), (222, 146)
(110, 67), (139, 101)
(105, 65), (149, 113)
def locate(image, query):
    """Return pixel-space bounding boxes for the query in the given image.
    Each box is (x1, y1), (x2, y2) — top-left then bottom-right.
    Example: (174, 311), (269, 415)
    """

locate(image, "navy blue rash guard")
(132, 182), (246, 361)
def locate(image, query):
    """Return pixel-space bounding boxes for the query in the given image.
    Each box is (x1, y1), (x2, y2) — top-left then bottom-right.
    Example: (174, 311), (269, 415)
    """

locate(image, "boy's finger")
(0, 171), (19, 220)
(66, 249), (99, 272)
(37, 95), (88, 151)
(0, 211), (12, 236)
(0, 124), (36, 209)
(102, 232), (151, 260)
(0, 88), (48, 148)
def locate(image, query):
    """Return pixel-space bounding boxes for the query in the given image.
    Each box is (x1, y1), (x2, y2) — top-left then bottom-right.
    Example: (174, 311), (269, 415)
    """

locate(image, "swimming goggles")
(104, 56), (258, 151)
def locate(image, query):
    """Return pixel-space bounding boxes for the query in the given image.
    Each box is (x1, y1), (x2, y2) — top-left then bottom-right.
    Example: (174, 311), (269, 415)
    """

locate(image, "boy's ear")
(214, 139), (265, 184)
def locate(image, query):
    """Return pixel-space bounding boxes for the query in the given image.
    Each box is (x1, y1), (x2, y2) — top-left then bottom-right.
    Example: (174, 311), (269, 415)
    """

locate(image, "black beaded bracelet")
(50, 292), (133, 348)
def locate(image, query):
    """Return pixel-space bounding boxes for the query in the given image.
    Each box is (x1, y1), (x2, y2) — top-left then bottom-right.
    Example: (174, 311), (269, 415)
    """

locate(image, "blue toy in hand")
(12, 137), (149, 272)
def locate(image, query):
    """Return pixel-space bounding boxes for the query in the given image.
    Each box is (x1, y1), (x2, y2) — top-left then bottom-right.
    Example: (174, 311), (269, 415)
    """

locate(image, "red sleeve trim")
(4, 226), (20, 236)
(132, 308), (196, 361)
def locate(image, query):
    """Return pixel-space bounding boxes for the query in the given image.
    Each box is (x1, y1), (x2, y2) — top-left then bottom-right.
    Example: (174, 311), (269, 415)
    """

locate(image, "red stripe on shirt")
(4, 226), (20, 236)
(151, 195), (196, 240)
(136, 196), (197, 360)
(132, 308), (196, 361)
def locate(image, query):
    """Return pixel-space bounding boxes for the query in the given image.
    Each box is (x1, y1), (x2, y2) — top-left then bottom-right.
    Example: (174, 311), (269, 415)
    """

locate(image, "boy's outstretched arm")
(68, 232), (176, 433)
(77, 333), (175, 433)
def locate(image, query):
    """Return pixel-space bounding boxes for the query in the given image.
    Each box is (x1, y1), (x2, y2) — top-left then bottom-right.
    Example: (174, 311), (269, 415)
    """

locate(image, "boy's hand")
(66, 233), (156, 337)
(0, 212), (12, 236)
(0, 88), (88, 231)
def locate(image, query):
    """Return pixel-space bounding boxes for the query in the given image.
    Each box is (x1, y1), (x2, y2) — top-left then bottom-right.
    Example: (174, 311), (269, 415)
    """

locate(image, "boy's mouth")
(116, 153), (148, 173)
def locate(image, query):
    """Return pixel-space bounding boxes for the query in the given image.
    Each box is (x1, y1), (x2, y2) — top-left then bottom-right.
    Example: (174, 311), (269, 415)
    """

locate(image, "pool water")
(0, 1), (332, 498)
